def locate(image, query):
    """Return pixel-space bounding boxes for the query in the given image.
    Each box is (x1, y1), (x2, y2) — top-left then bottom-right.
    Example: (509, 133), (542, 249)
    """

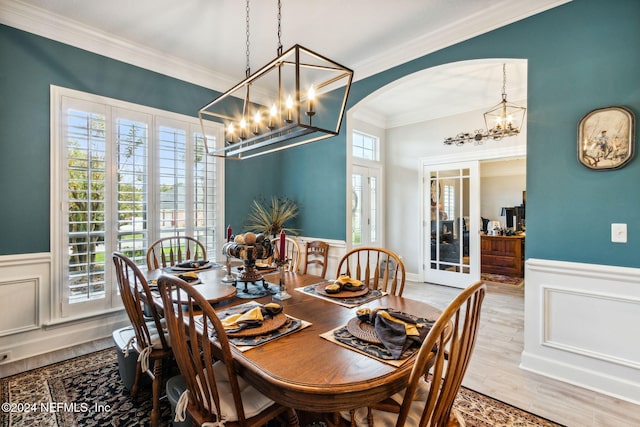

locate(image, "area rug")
(1, 348), (562, 427)
(481, 272), (524, 286)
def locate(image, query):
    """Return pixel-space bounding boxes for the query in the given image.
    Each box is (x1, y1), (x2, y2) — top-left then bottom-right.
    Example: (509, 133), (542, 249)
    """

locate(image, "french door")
(422, 161), (480, 288)
(351, 165), (381, 247)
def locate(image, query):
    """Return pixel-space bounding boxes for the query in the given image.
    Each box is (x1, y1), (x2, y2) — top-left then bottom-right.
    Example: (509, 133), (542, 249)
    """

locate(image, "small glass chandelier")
(199, 0), (353, 160)
(444, 64), (526, 146)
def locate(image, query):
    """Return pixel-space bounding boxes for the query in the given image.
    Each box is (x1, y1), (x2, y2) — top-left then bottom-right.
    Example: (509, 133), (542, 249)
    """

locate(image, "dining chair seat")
(346, 378), (466, 426)
(172, 360), (279, 424)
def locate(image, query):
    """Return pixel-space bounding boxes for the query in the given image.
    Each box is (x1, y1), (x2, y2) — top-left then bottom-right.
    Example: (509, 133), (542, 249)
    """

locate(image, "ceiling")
(2, 0), (568, 125)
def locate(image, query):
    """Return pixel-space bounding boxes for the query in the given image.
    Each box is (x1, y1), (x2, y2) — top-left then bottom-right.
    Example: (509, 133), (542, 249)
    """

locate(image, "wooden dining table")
(223, 271), (440, 414)
(148, 265), (442, 419)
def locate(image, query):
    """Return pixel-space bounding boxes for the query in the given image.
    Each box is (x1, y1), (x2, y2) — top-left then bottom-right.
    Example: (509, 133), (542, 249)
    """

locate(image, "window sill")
(43, 307), (126, 329)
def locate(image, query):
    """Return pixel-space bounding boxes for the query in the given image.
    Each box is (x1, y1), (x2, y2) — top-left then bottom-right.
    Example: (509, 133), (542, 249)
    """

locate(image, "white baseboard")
(522, 258), (640, 405)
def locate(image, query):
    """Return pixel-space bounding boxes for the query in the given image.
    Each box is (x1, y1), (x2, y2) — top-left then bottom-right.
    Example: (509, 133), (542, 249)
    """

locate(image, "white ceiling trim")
(0, 0), (235, 91)
(351, 108), (389, 129)
(343, 0), (571, 82)
(2, 0), (571, 92)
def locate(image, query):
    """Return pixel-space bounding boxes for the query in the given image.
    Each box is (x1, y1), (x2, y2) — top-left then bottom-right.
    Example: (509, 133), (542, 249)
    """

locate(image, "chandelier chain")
(245, 0), (251, 77)
(501, 63), (507, 99)
(277, 0), (282, 55)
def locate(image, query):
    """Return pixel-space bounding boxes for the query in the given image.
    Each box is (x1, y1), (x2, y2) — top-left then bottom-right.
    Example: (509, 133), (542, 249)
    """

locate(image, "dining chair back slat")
(336, 247), (406, 296)
(146, 236), (207, 270)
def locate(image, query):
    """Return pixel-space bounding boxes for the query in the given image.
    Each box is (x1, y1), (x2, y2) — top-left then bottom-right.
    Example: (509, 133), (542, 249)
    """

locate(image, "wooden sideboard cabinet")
(481, 234), (525, 277)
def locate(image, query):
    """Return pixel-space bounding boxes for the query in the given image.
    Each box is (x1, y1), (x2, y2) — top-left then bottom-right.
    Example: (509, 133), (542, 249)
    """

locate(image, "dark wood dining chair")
(271, 236), (301, 273)
(157, 273), (300, 427)
(303, 240), (330, 278)
(146, 235), (207, 270)
(336, 247), (406, 296)
(112, 251), (173, 427)
(346, 281), (486, 426)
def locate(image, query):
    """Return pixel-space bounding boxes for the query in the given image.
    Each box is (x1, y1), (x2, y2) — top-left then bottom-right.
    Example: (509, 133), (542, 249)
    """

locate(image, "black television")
(502, 207), (524, 231)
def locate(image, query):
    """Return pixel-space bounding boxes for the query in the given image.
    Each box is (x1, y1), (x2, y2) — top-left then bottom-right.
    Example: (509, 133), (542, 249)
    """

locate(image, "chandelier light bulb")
(285, 95), (293, 122)
(253, 111), (261, 134)
(226, 123), (235, 143)
(307, 86), (315, 114)
(268, 103), (277, 129)
(239, 117), (247, 140)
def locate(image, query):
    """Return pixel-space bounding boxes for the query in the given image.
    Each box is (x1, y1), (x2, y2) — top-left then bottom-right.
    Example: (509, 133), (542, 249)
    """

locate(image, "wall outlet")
(0, 351), (11, 363)
(611, 223), (627, 243)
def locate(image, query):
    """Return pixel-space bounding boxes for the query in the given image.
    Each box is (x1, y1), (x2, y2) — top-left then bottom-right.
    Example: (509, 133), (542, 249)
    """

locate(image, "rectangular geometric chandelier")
(199, 44), (353, 160)
(198, 1), (353, 161)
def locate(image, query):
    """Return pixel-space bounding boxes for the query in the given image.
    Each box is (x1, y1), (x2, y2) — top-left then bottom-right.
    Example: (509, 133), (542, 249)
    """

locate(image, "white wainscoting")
(0, 253), (129, 367)
(522, 258), (640, 404)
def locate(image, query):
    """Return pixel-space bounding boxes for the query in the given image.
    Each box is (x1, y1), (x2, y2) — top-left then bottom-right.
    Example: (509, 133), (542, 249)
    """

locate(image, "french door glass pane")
(351, 174), (363, 245)
(429, 169), (470, 274)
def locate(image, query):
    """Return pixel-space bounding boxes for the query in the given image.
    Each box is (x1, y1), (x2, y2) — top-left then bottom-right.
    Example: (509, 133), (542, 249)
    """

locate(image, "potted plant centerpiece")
(244, 196), (300, 300)
(245, 196), (300, 238)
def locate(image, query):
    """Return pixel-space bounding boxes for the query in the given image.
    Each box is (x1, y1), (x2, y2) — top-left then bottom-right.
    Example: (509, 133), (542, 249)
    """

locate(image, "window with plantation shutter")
(52, 86), (224, 319)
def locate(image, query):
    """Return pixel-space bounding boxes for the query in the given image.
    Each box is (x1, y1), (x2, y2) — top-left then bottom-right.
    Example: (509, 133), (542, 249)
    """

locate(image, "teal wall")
(2, 0), (640, 268)
(0, 24), (219, 255)
(257, 0), (640, 267)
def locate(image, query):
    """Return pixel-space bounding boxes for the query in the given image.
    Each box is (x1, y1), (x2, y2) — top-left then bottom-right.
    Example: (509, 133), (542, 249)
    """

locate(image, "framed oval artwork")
(577, 106), (635, 170)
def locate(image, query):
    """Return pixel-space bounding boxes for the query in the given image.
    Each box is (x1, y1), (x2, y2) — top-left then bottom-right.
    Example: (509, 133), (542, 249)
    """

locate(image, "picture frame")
(577, 106), (635, 170)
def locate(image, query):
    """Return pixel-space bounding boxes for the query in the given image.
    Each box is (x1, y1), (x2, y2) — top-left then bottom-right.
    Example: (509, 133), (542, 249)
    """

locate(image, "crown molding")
(0, 0), (236, 92)
(351, 0), (571, 82)
(0, 0), (571, 91)
(351, 108), (388, 128)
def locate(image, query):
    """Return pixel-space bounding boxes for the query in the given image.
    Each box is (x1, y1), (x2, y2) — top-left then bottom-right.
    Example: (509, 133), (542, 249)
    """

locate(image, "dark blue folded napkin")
(356, 308), (430, 360)
(175, 260), (208, 269)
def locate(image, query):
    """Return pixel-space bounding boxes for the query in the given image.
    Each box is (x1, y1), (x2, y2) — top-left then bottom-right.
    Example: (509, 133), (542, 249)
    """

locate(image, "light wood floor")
(3, 280), (639, 426)
(402, 280), (640, 427)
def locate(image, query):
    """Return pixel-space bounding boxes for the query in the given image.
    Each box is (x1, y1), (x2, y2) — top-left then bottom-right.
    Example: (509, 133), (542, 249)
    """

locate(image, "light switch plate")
(611, 223), (627, 243)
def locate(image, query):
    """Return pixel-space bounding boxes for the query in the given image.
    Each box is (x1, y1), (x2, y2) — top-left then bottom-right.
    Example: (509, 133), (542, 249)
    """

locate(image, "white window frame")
(50, 86), (224, 321)
(352, 130), (380, 162)
(347, 128), (384, 250)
